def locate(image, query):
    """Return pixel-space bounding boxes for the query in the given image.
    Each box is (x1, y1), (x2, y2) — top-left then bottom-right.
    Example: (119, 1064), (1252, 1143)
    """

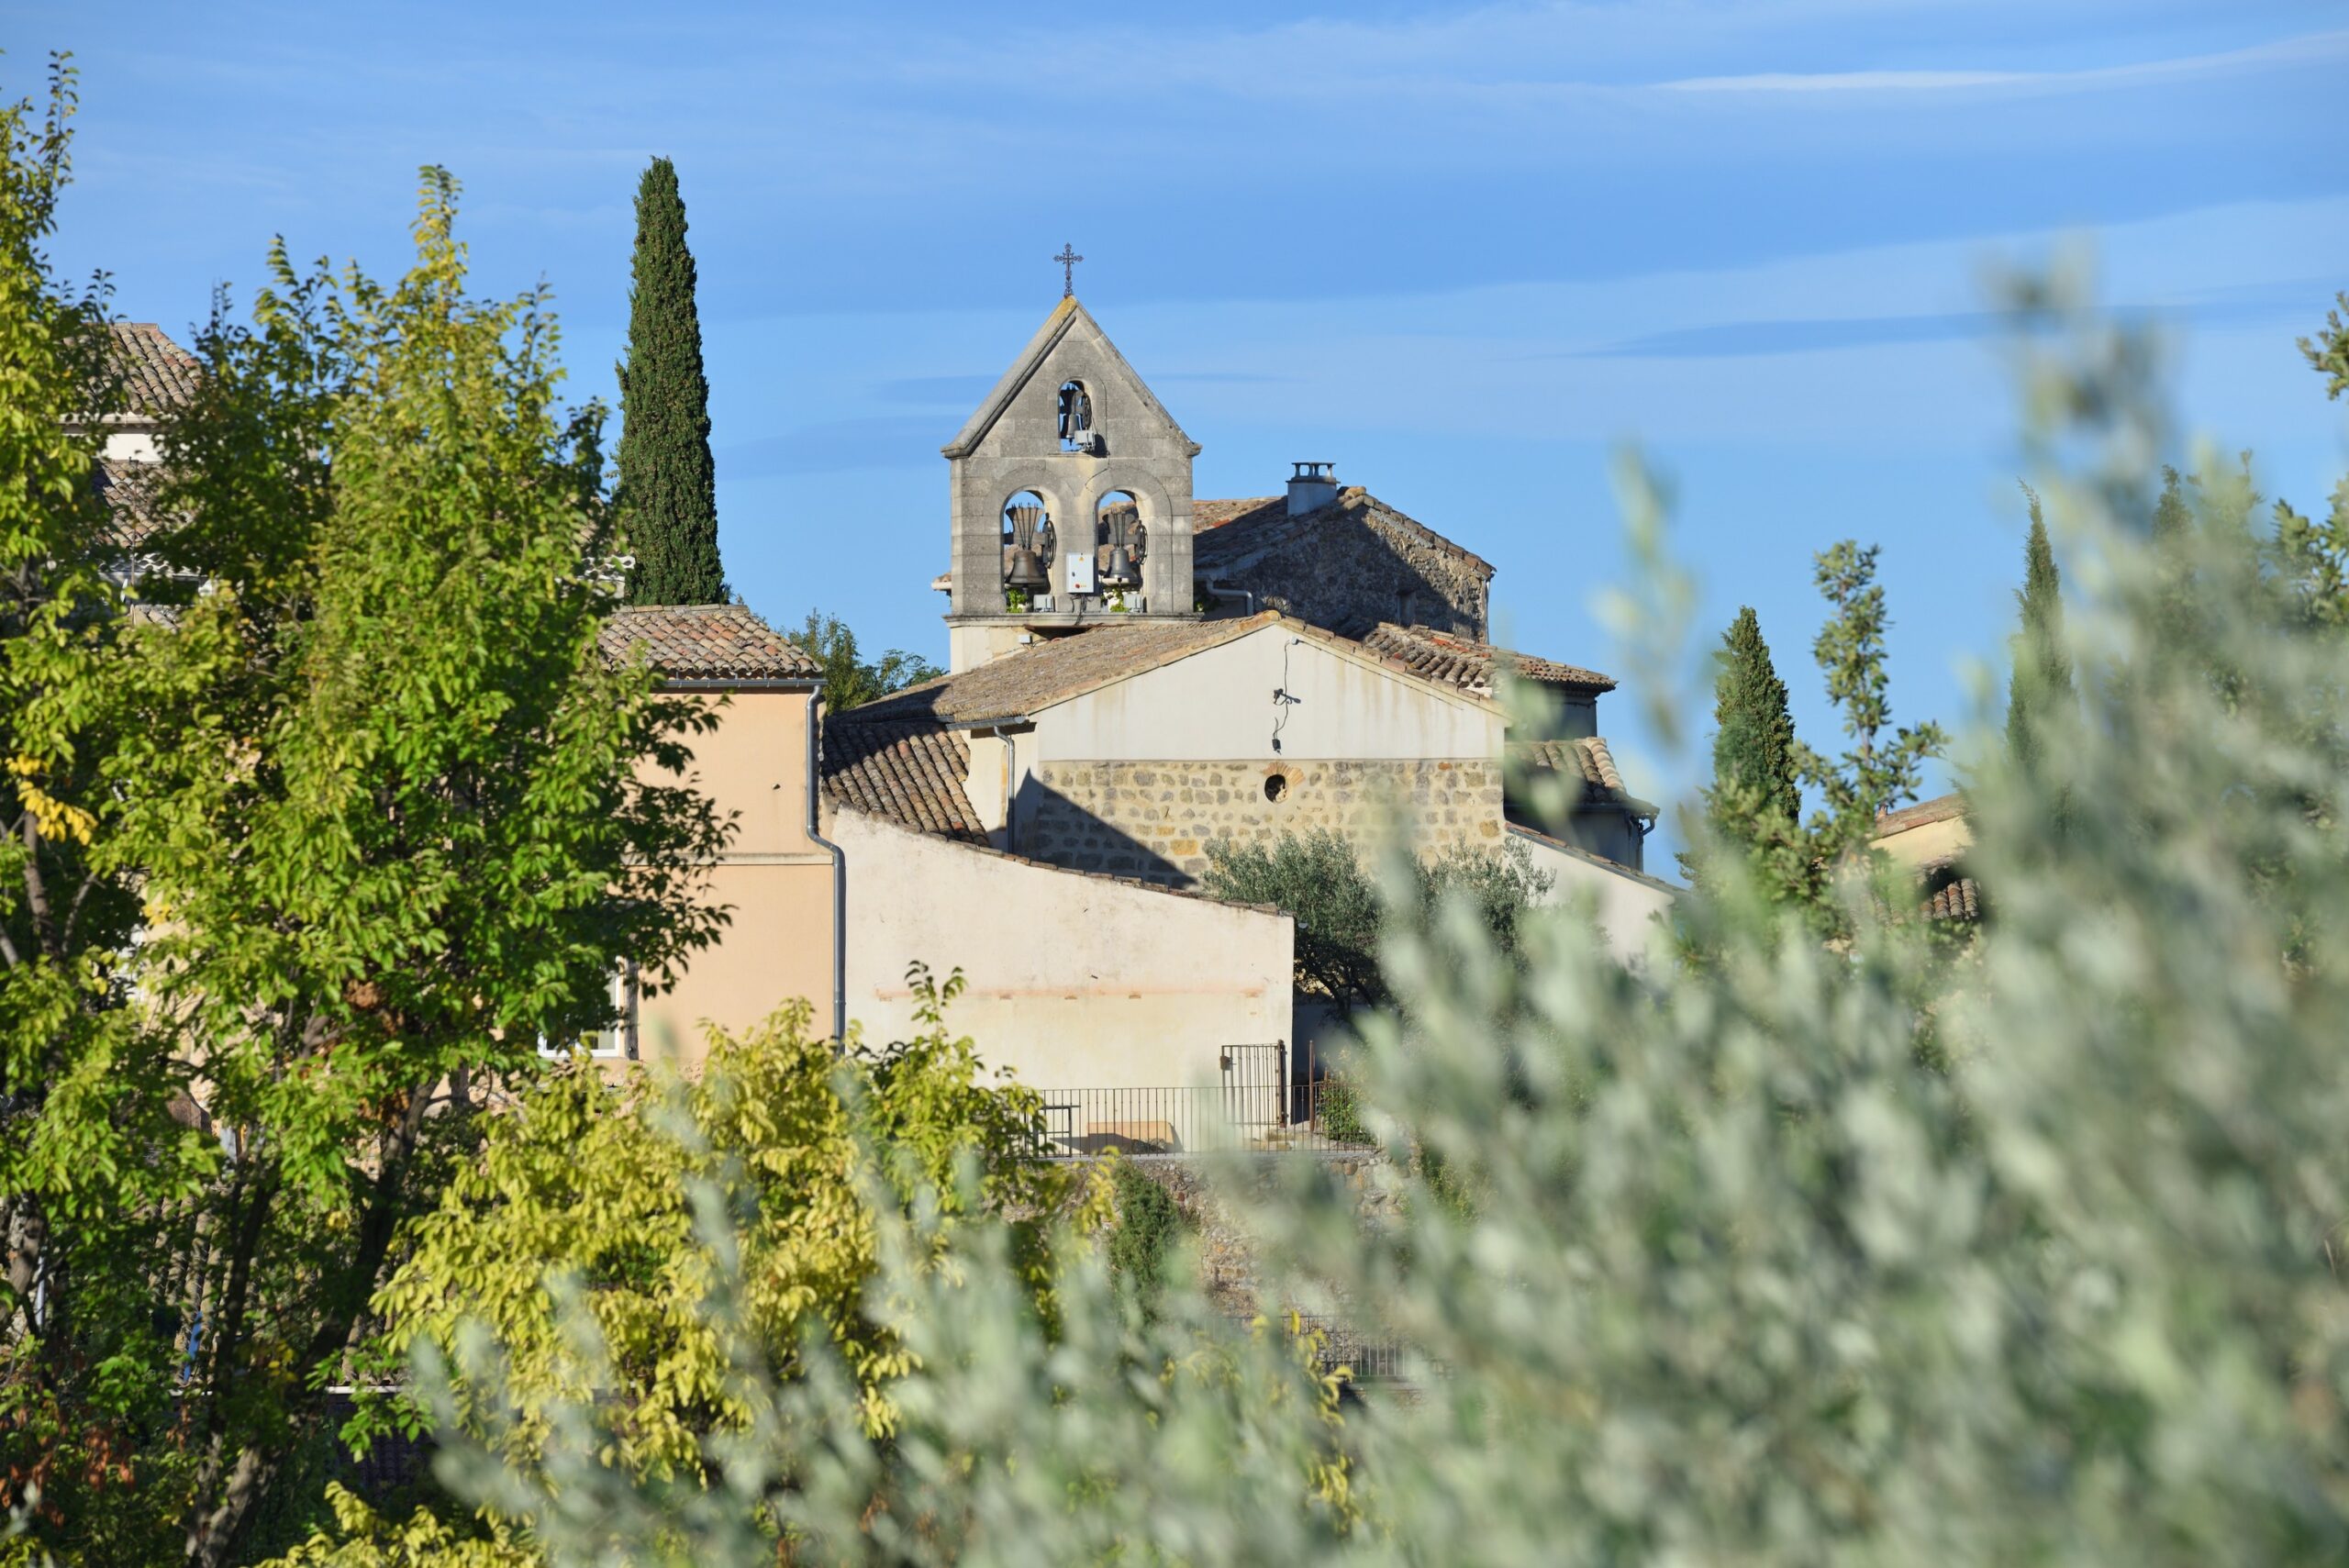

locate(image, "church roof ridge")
(1363, 621), (1615, 694)
(940, 295), (1199, 460)
(1191, 486), (1496, 579)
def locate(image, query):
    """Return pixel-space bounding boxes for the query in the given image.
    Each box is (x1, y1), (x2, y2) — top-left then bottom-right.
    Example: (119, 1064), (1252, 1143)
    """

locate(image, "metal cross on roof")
(1054, 243), (1084, 298)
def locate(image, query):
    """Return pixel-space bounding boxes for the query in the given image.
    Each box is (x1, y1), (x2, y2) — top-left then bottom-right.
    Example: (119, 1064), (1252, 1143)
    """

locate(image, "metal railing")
(1033, 1042), (1373, 1157)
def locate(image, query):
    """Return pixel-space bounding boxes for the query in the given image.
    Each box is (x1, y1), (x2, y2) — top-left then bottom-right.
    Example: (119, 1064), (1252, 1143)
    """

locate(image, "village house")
(89, 310), (1673, 1131)
(87, 325), (845, 1077)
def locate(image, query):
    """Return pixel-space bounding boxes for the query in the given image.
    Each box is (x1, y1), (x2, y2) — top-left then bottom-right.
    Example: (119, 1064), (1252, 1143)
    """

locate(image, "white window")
(540, 964), (636, 1060)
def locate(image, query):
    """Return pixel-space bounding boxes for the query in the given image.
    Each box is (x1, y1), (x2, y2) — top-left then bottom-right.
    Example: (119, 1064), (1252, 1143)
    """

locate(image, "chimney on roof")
(1286, 461), (1338, 517)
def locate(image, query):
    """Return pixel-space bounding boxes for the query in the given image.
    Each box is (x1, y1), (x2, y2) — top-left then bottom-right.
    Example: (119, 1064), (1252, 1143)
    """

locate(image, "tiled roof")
(853, 609), (1508, 730)
(1921, 866), (1982, 922)
(598, 605), (820, 682)
(1508, 736), (1656, 814)
(820, 717), (988, 844)
(1193, 495), (1280, 532)
(852, 615), (1266, 726)
(108, 323), (200, 418)
(1192, 487), (1495, 578)
(1362, 622), (1615, 695)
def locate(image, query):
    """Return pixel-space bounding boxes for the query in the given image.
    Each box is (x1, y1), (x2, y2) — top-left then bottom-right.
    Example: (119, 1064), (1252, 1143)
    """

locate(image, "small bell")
(1104, 544), (1137, 587)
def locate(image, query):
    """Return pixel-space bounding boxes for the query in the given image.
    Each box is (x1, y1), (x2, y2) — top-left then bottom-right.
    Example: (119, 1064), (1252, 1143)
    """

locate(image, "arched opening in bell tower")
(1095, 491), (1146, 605)
(1057, 381), (1098, 453)
(1001, 491), (1054, 607)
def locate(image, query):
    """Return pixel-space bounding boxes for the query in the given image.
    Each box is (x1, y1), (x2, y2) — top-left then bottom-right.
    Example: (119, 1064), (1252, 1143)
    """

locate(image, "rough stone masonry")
(1019, 758), (1504, 885)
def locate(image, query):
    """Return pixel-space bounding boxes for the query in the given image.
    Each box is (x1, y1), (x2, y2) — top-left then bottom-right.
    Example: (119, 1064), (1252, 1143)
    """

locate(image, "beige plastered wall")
(831, 806), (1293, 1093)
(1510, 828), (1678, 965)
(635, 686), (838, 1072)
(1871, 813), (1974, 873)
(1031, 624), (1501, 764)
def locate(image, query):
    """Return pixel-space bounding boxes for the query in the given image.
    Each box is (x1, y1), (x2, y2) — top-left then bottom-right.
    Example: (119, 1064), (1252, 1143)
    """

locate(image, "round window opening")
(1264, 773), (1289, 804)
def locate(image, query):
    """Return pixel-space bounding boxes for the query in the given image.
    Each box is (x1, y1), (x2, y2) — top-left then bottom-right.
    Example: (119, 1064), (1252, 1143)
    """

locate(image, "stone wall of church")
(1016, 758), (1504, 886)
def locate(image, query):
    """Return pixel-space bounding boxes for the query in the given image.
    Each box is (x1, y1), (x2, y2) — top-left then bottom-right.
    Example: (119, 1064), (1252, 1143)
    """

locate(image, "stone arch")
(1074, 466), (1172, 526)
(1055, 378), (1097, 452)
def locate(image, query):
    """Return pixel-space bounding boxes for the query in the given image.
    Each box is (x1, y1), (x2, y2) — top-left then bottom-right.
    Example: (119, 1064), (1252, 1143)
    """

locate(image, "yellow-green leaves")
(362, 987), (1079, 1503)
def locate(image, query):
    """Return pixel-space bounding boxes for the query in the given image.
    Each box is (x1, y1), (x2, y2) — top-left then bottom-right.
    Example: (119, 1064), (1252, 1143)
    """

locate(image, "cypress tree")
(1684, 606), (1806, 894)
(617, 157), (726, 604)
(1708, 606), (1801, 836)
(2006, 485), (2074, 772)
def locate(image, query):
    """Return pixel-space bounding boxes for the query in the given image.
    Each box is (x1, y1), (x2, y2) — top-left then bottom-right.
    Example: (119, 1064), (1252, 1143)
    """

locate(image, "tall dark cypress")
(2006, 485), (2074, 772)
(1708, 606), (1802, 836)
(617, 157), (726, 605)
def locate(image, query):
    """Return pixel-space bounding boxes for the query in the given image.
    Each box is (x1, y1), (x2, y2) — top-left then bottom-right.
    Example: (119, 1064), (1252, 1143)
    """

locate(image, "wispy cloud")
(1556, 278), (2333, 360)
(1660, 28), (2349, 95)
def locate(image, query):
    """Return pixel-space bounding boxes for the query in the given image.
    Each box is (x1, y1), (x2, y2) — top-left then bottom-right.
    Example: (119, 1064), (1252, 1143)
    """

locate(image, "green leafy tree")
(1203, 829), (1384, 1008)
(2299, 288), (2348, 401)
(2005, 485), (2075, 781)
(0, 61), (215, 1560)
(615, 158), (724, 606)
(1796, 539), (1946, 862)
(1201, 830), (1550, 1012)
(2273, 294), (2349, 627)
(1103, 1157), (1191, 1317)
(785, 611), (943, 714)
(0, 163), (737, 1567)
(267, 974), (1103, 1562)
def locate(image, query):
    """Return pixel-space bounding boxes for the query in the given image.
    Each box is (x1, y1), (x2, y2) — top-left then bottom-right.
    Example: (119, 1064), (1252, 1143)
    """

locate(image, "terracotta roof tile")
(1922, 873), (1982, 922)
(852, 616), (1264, 726)
(107, 323), (200, 418)
(598, 605), (820, 682)
(1366, 622), (1616, 695)
(821, 718), (988, 843)
(1508, 736), (1655, 813)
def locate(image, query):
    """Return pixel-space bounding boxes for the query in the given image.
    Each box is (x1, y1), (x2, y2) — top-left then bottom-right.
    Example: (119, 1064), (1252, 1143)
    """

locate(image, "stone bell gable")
(941, 296), (1201, 672)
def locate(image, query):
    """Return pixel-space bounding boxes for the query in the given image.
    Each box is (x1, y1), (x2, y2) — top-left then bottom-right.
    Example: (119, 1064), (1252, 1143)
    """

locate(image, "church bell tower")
(939, 293), (1201, 672)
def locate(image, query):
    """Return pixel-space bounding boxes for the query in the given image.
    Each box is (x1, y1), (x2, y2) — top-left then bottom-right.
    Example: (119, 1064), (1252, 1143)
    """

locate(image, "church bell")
(1004, 502), (1052, 594)
(1007, 546), (1051, 592)
(1098, 500), (1144, 589)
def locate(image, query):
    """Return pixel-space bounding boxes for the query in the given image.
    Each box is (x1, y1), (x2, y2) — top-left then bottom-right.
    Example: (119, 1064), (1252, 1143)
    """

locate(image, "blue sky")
(17, 0), (2346, 854)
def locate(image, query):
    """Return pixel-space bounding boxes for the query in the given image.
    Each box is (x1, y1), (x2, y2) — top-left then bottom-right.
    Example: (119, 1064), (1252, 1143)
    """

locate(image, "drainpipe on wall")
(966, 717), (1030, 848)
(1205, 578), (1255, 616)
(805, 692), (847, 1044)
